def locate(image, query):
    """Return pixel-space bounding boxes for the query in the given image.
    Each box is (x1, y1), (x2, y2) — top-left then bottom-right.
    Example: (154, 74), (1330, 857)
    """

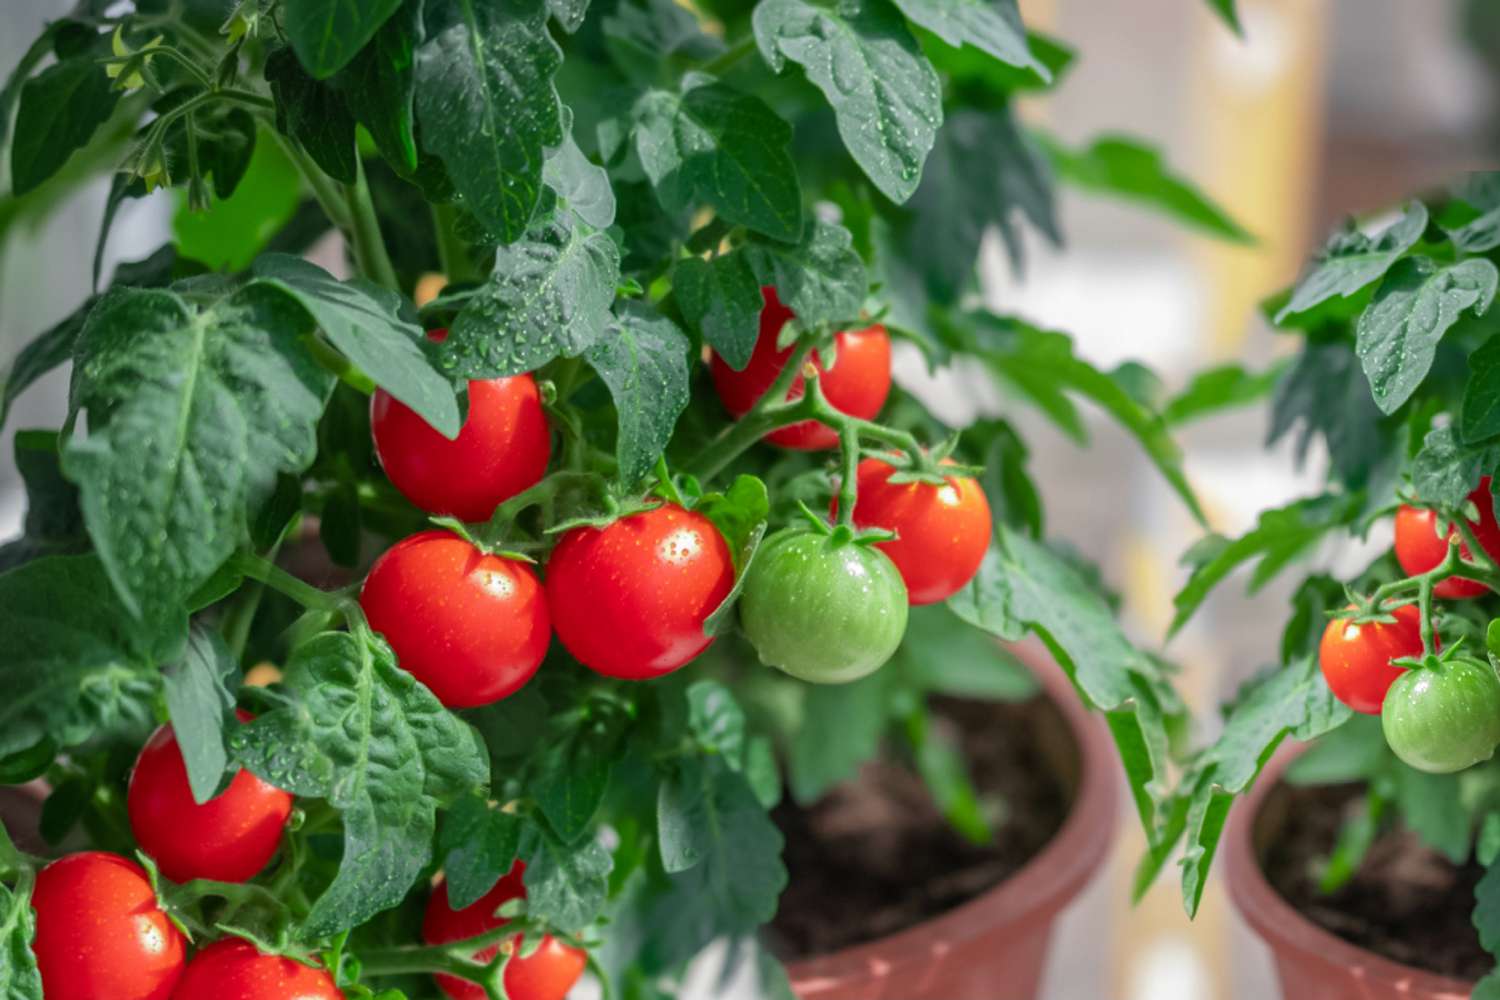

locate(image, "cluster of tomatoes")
(1318, 478), (1500, 774)
(361, 287), (995, 701)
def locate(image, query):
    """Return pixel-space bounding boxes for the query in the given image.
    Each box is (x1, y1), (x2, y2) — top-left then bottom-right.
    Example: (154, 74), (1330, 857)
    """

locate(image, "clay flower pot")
(785, 641), (1119, 1000)
(1224, 745), (1473, 1000)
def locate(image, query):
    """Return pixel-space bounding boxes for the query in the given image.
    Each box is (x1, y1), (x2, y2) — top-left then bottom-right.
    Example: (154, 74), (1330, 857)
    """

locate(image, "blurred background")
(1, 0), (1496, 997)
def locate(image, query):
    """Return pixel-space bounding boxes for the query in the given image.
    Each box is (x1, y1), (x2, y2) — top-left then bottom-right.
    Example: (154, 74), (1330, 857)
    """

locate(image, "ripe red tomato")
(361, 530), (550, 707)
(546, 504), (734, 679)
(1393, 477), (1500, 598)
(709, 286), (891, 450)
(30, 852), (186, 1000)
(422, 864), (587, 1000)
(1318, 604), (1425, 715)
(371, 329), (551, 523)
(845, 457), (992, 605)
(171, 938), (341, 999)
(128, 710), (293, 883)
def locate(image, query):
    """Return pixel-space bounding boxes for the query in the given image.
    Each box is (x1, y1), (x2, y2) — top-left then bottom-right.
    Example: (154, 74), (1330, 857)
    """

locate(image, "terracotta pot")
(785, 640), (1119, 1000)
(1224, 744), (1474, 1000)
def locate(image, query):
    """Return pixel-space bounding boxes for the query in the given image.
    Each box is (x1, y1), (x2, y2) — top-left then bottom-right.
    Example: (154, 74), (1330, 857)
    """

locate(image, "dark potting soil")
(767, 695), (1074, 961)
(1260, 781), (1488, 981)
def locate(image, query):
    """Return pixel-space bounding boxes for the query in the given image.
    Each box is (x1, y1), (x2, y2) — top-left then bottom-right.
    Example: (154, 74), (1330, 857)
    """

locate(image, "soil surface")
(1261, 782), (1488, 981)
(768, 695), (1074, 961)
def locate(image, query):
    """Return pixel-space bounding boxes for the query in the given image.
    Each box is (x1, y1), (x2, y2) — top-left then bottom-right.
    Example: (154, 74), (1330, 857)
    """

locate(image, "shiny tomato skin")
(170, 938), (341, 999)
(709, 287), (891, 450)
(422, 865), (588, 1000)
(1317, 605), (1424, 715)
(31, 852), (186, 1000)
(1382, 657), (1500, 773)
(371, 329), (551, 523)
(545, 504), (734, 679)
(128, 710), (293, 883)
(360, 530), (550, 707)
(847, 458), (993, 605)
(1393, 477), (1500, 598)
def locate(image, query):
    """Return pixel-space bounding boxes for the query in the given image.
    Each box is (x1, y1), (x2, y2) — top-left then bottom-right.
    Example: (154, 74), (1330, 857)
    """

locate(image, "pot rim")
(1222, 741), (1475, 996)
(786, 638), (1119, 991)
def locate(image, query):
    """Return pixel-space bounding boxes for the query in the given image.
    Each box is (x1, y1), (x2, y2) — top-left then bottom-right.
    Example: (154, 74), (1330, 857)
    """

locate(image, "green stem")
(305, 335), (375, 394)
(344, 158), (401, 291)
(684, 341), (817, 480)
(703, 35), (756, 76)
(274, 133), (351, 230)
(229, 551), (344, 614)
(432, 201), (480, 284)
(836, 418), (859, 527)
(356, 926), (516, 979)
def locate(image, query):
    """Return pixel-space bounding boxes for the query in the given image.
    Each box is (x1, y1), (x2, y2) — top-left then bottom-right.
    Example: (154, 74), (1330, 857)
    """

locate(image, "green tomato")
(1381, 655), (1500, 774)
(739, 528), (909, 684)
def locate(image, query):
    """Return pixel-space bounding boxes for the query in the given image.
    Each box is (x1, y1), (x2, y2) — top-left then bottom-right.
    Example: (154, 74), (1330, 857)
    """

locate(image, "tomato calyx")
(150, 853), (300, 947)
(792, 500), (895, 547)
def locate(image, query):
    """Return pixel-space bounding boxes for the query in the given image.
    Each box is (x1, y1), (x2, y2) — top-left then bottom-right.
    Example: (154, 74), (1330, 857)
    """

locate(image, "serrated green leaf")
(893, 602), (1037, 701)
(1039, 132), (1251, 243)
(0, 431), (87, 574)
(416, 0), (563, 243)
(163, 625), (240, 804)
(585, 303), (691, 486)
(0, 554), (182, 758)
(283, 0), (403, 78)
(233, 631), (488, 936)
(1444, 172), (1500, 253)
(1465, 334), (1500, 443)
(251, 254), (461, 437)
(442, 211), (620, 377)
(266, 47), (358, 183)
(63, 285), (333, 623)
(1410, 425), (1500, 512)
(1356, 256), (1499, 414)
(891, 0), (1046, 78)
(1275, 202), (1428, 323)
(544, 126), (616, 229)
(754, 0), (941, 204)
(632, 79), (802, 242)
(698, 475), (770, 635)
(742, 220), (867, 330)
(438, 794), (524, 909)
(1269, 341), (1396, 489)
(685, 681), (746, 763)
(919, 26), (1072, 97)
(534, 723), (615, 844)
(549, 0), (591, 31)
(789, 668), (890, 803)
(1, 309), (85, 433)
(673, 250), (761, 370)
(10, 47), (119, 196)
(1392, 764), (1469, 863)
(903, 701), (990, 843)
(1162, 362), (1283, 426)
(334, 1), (421, 173)
(1168, 494), (1360, 637)
(603, 0), (725, 86)
(520, 824), (613, 931)
(0, 880), (42, 1000)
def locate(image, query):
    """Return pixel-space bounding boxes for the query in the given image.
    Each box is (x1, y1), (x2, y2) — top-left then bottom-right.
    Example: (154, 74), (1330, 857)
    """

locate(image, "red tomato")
(170, 938), (341, 999)
(1394, 477), (1500, 598)
(128, 710), (293, 884)
(1318, 604), (1426, 714)
(361, 530), (550, 707)
(845, 457), (992, 605)
(30, 852), (186, 1000)
(709, 287), (891, 450)
(546, 504), (734, 679)
(371, 329), (551, 523)
(422, 864), (588, 1000)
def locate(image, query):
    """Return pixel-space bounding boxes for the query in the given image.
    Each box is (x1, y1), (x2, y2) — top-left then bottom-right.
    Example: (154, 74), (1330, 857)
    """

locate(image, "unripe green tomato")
(1381, 656), (1500, 774)
(739, 528), (909, 684)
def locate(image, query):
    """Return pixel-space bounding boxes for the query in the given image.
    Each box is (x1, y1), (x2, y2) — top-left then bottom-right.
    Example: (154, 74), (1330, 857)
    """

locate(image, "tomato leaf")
(645, 758), (785, 965)
(674, 249), (762, 371)
(441, 210), (620, 378)
(543, 122), (616, 230)
(265, 47), (358, 184)
(892, 603), (1037, 701)
(631, 78), (802, 242)
(549, 0), (591, 32)
(0, 554), (183, 759)
(0, 431), (87, 575)
(698, 475), (770, 635)
(1038, 132), (1251, 243)
(1443, 173), (1500, 253)
(533, 719), (618, 844)
(0, 880), (42, 1000)
(1392, 763), (1470, 864)
(754, 0), (941, 205)
(282, 0), (403, 79)
(1162, 361), (1284, 427)
(1463, 334), (1500, 443)
(62, 285), (333, 624)
(10, 44), (119, 196)
(603, 0), (725, 87)
(520, 823), (613, 931)
(742, 220), (867, 331)
(1356, 256), (1499, 414)
(1206, 0), (1241, 32)
(1274, 202), (1428, 324)
(892, 0), (1046, 79)
(232, 631), (488, 937)
(585, 303), (692, 486)
(950, 528), (1184, 839)
(251, 254), (462, 438)
(1168, 494), (1362, 637)
(789, 669), (890, 803)
(437, 794), (524, 909)
(685, 681), (746, 764)
(332, 2), (421, 173)
(415, 0), (564, 243)
(1479, 861), (1500, 959)
(1269, 341), (1398, 490)
(162, 626), (240, 805)
(1410, 426), (1500, 513)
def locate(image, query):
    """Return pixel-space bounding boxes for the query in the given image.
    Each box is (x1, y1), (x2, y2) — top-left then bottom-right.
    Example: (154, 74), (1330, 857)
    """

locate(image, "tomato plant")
(0, 0), (1245, 995)
(1157, 175), (1500, 990)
